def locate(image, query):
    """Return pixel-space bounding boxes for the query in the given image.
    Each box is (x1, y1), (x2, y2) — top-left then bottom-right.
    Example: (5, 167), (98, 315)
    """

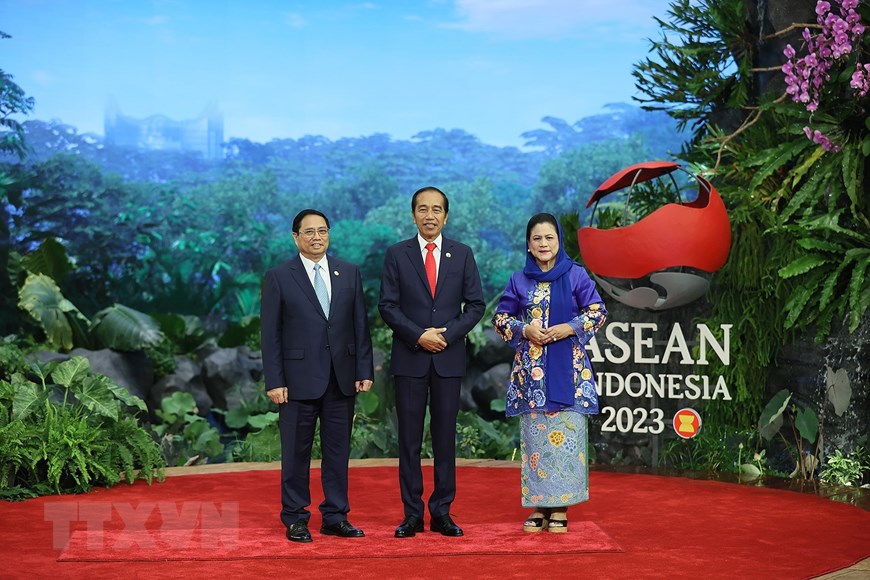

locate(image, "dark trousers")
(278, 372), (355, 528)
(395, 363), (461, 519)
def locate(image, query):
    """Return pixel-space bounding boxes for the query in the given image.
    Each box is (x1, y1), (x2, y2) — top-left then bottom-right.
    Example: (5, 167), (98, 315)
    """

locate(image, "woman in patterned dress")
(492, 213), (607, 533)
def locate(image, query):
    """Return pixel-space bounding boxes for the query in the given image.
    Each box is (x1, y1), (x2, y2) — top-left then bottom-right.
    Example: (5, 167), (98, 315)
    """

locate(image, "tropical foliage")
(0, 355), (164, 499)
(14, 237), (166, 353)
(634, 0), (869, 431)
(1, 48), (681, 494)
(153, 391), (224, 467)
(7, 1), (867, 483)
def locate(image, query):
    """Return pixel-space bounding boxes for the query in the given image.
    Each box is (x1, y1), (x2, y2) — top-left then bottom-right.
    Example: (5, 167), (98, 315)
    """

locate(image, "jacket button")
(325, 345), (330, 350)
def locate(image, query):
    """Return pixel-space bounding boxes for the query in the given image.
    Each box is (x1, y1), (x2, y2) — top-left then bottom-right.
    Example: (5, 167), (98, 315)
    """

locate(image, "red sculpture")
(578, 161), (731, 311)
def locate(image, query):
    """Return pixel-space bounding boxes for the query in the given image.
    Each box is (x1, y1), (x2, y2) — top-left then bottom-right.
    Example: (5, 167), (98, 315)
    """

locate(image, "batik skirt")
(519, 410), (589, 508)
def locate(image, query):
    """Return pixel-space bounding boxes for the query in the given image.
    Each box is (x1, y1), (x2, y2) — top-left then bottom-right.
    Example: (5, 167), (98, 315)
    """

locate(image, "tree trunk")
(746, 0), (817, 96)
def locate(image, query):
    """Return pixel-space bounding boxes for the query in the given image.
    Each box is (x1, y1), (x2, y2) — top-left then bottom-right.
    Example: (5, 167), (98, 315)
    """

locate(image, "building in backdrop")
(104, 100), (223, 160)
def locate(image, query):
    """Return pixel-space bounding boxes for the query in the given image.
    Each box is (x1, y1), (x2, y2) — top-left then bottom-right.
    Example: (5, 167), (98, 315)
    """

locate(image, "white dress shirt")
(417, 233), (443, 273)
(298, 254), (332, 299)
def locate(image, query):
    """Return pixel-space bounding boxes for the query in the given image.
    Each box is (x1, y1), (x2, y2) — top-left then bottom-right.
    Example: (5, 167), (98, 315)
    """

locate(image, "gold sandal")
(522, 510), (550, 533)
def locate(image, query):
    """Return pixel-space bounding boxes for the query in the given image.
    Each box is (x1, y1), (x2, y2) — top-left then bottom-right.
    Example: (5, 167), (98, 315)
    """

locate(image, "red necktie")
(425, 242), (437, 298)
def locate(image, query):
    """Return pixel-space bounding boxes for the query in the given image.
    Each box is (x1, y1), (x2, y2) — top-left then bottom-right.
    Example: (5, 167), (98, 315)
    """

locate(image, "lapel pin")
(445, 252), (451, 258)
(334, 270), (340, 276)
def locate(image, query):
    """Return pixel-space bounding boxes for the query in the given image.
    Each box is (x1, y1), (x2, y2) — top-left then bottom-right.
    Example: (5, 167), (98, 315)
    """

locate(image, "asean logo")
(672, 408), (702, 439)
(578, 161), (731, 311)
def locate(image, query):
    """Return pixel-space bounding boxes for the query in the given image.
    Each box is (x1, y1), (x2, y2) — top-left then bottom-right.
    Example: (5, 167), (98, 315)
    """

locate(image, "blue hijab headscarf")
(522, 215), (576, 408)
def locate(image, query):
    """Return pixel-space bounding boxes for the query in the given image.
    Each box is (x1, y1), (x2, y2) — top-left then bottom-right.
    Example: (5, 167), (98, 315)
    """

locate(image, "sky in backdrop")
(3, 0), (673, 148)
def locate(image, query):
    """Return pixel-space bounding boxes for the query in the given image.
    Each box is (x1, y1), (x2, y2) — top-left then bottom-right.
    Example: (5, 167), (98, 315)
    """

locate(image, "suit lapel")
(435, 238), (455, 298)
(328, 260), (348, 296)
(287, 255), (329, 319)
(403, 237), (430, 294)
(403, 236), (455, 300)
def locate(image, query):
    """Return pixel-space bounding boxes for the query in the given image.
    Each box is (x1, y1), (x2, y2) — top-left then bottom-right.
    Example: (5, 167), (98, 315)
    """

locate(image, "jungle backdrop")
(1, 0), (869, 498)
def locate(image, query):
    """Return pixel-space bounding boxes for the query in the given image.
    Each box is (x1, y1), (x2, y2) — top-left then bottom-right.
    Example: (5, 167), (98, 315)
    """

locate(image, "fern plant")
(0, 356), (164, 498)
(776, 209), (870, 339)
(632, 0), (754, 142)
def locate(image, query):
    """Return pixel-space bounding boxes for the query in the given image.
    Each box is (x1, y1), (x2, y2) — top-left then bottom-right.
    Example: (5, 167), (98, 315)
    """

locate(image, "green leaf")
(153, 313), (208, 353)
(794, 405), (819, 444)
(782, 159), (831, 221)
(6, 250), (23, 289)
(19, 238), (73, 281)
(224, 407), (250, 429)
(474, 414), (502, 440)
(841, 147), (860, 209)
(247, 412), (278, 430)
(356, 391), (380, 416)
(783, 285), (816, 329)
(748, 139), (810, 192)
(152, 313), (186, 339)
(75, 375), (119, 420)
(759, 388), (790, 441)
(825, 366), (851, 417)
(800, 211), (863, 241)
(11, 373), (40, 421)
(193, 425), (222, 457)
(105, 380), (148, 412)
(152, 423), (169, 437)
(739, 463), (762, 479)
(0, 378), (13, 402)
(848, 255), (870, 331)
(795, 238), (842, 253)
(28, 360), (53, 383)
(850, 285), (870, 333)
(787, 146), (825, 190)
(161, 390), (197, 415)
(90, 304), (164, 351)
(818, 259), (847, 311)
(51, 356), (91, 388)
(17, 273), (89, 351)
(778, 254), (828, 278)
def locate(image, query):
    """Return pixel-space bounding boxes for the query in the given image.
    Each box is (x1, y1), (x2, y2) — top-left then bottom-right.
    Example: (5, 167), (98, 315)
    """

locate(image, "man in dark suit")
(261, 208), (374, 543)
(378, 186), (485, 538)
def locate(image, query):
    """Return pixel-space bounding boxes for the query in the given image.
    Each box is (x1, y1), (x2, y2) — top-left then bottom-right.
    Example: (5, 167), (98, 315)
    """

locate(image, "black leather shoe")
(430, 514), (463, 537)
(394, 515), (424, 538)
(286, 521), (313, 543)
(320, 520), (365, 538)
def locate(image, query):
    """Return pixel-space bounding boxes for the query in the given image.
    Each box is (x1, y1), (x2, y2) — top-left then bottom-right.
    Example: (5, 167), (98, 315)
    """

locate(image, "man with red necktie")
(379, 186), (485, 538)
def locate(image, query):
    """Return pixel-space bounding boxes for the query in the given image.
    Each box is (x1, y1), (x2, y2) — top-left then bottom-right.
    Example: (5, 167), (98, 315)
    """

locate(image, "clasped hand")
(419, 327), (448, 352)
(525, 323), (572, 346)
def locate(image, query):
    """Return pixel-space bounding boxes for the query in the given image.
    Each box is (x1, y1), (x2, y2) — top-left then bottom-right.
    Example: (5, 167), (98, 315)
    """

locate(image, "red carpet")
(58, 521), (619, 561)
(2, 465), (869, 579)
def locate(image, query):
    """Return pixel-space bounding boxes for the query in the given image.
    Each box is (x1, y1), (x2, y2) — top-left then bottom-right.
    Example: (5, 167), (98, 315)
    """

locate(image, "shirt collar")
(298, 253), (328, 271)
(417, 233), (443, 251)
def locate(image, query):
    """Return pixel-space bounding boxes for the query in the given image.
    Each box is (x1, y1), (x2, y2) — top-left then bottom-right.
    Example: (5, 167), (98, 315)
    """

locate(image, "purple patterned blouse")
(492, 265), (607, 417)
